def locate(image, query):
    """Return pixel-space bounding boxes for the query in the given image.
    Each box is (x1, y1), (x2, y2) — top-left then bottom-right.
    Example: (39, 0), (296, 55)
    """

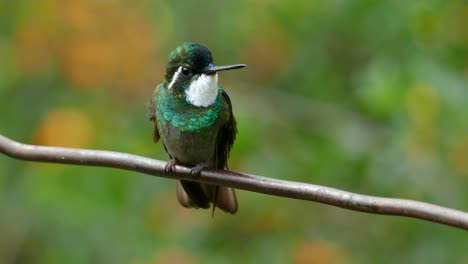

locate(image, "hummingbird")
(148, 43), (245, 214)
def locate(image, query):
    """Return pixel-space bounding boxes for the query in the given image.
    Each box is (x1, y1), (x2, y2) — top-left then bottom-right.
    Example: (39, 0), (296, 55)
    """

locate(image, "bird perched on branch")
(148, 43), (245, 214)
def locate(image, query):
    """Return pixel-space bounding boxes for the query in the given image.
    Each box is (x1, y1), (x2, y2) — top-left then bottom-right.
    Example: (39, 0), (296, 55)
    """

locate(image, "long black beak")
(204, 64), (246, 75)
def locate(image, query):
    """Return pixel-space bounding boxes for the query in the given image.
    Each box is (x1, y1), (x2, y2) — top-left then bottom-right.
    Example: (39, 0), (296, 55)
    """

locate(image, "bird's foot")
(190, 161), (208, 176)
(165, 158), (177, 175)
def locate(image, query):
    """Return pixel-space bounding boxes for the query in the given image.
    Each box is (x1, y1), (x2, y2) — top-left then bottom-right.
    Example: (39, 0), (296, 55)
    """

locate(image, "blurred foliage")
(1, 0), (468, 263)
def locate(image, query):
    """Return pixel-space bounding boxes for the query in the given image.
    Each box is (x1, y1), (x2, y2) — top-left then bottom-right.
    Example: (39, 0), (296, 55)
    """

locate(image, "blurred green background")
(1, 0), (468, 263)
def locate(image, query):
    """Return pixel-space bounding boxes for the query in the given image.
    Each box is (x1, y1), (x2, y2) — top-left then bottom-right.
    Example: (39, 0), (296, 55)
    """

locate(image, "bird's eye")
(181, 67), (191, 76)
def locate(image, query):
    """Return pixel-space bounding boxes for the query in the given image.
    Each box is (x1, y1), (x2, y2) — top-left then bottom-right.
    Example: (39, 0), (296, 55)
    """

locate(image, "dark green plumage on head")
(164, 42), (214, 83)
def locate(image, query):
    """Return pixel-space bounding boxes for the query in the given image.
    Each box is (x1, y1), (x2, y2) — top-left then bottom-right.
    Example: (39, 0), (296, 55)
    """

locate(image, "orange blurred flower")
(14, 0), (161, 97)
(152, 247), (194, 264)
(294, 240), (345, 264)
(33, 107), (93, 148)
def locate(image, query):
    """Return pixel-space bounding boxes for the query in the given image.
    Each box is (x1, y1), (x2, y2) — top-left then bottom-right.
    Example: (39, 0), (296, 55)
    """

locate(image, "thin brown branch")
(1, 133), (467, 230)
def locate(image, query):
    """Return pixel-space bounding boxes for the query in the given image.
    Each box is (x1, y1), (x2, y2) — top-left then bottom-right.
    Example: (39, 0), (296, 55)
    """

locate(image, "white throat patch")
(185, 73), (218, 107)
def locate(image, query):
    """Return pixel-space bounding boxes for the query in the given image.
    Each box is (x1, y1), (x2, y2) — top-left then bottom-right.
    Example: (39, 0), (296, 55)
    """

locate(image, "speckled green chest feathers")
(155, 85), (223, 132)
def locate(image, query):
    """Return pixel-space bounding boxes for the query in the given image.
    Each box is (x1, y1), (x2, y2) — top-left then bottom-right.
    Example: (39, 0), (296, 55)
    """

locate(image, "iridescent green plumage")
(148, 43), (245, 214)
(155, 84), (222, 132)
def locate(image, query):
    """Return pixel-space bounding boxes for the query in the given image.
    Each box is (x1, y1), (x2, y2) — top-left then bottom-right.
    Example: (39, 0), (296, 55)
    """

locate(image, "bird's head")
(164, 43), (245, 107)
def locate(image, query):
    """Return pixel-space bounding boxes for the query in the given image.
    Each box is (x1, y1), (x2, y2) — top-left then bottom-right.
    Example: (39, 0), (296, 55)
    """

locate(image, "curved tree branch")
(0, 133), (467, 230)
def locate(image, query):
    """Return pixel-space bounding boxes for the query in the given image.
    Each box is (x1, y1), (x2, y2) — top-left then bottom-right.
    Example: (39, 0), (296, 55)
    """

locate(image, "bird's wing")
(210, 89), (238, 214)
(214, 89), (238, 169)
(148, 83), (162, 143)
